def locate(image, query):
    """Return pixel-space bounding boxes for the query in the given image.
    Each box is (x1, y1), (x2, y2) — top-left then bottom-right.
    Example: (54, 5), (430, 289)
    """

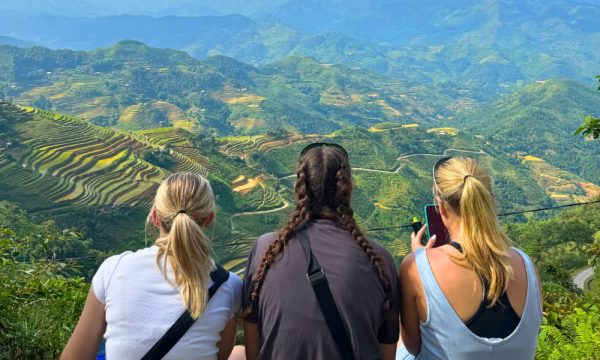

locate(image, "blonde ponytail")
(434, 157), (513, 306)
(152, 173), (215, 319)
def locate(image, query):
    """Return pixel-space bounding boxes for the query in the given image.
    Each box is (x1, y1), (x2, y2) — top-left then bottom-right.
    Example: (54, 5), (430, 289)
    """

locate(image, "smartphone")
(423, 204), (450, 247)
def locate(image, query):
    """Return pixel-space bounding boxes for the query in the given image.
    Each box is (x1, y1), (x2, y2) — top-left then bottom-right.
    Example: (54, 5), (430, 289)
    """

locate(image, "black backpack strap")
(297, 229), (355, 360)
(141, 265), (230, 360)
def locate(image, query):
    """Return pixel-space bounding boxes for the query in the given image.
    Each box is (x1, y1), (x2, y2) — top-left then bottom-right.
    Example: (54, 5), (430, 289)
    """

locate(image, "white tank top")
(92, 246), (242, 360)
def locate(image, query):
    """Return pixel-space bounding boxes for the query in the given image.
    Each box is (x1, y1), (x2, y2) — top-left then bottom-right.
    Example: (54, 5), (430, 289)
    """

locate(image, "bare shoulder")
(399, 252), (417, 280)
(509, 247), (543, 304)
(508, 248), (528, 278)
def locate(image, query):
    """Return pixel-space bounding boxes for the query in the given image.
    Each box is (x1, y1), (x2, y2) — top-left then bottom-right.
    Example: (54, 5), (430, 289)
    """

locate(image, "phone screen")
(424, 204), (451, 247)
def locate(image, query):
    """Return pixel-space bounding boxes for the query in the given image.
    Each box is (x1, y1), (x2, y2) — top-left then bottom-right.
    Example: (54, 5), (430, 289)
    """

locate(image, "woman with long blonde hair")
(62, 173), (242, 360)
(397, 157), (543, 359)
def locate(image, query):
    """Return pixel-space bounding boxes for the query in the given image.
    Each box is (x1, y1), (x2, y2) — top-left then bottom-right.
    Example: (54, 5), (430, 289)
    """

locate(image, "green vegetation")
(505, 202), (600, 359)
(456, 79), (600, 182)
(0, 42), (447, 135)
(0, 201), (94, 358)
(0, 35), (599, 359)
(576, 76), (600, 140)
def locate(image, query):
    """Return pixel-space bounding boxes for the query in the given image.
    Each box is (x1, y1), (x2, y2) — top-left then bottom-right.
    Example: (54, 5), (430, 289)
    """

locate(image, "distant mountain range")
(2, 40), (599, 181)
(0, 36), (37, 48)
(0, 41), (450, 134)
(0, 0), (598, 99)
(0, 37), (599, 262)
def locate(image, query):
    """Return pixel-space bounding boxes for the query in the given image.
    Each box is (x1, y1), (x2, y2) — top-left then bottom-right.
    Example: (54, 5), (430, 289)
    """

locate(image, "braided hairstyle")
(247, 144), (393, 318)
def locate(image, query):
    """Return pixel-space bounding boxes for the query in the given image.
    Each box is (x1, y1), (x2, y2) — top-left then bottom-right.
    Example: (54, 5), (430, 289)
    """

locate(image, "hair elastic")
(176, 210), (187, 215)
(463, 175), (472, 182)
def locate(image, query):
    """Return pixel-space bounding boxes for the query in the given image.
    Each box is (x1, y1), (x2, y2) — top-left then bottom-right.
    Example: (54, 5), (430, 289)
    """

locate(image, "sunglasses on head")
(300, 142), (348, 158)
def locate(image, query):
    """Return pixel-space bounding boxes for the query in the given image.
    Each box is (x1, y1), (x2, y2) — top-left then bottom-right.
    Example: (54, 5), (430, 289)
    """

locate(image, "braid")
(247, 161), (311, 318)
(334, 166), (393, 317)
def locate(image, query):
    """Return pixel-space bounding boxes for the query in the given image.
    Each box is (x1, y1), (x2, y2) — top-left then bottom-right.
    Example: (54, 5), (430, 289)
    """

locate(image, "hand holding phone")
(423, 204), (450, 248)
(410, 217), (437, 252)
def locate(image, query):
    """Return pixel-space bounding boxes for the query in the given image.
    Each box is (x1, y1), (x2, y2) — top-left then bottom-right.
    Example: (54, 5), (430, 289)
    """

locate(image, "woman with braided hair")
(242, 143), (400, 360)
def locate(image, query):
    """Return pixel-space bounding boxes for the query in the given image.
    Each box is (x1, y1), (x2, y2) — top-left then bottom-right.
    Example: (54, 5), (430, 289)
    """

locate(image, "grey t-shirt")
(242, 219), (400, 360)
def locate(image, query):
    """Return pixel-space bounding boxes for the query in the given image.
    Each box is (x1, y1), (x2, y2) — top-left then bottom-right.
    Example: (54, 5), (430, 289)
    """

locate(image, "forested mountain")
(0, 42), (448, 134)
(0, 1), (599, 358)
(0, 0), (112, 17)
(4, 99), (590, 256)
(0, 36), (36, 48)
(0, 0), (598, 98)
(455, 79), (600, 182)
(1, 42), (599, 214)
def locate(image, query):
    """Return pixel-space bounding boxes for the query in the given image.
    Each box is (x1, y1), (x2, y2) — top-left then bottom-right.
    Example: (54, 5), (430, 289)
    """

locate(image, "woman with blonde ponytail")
(397, 157), (543, 360)
(62, 173), (242, 360)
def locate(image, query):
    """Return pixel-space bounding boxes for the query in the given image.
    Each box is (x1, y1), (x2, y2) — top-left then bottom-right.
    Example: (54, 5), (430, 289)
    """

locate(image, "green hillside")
(0, 42), (449, 135)
(2, 0), (597, 99)
(0, 102), (285, 266)
(454, 79), (600, 182)
(4, 100), (595, 262)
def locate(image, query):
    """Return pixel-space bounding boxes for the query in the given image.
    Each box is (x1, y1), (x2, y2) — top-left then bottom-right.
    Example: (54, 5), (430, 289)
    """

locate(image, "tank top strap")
(510, 247), (543, 318)
(414, 248), (457, 325)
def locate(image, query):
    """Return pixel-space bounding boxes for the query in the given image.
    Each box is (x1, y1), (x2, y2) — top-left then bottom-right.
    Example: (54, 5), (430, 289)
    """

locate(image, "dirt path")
(230, 200), (290, 231)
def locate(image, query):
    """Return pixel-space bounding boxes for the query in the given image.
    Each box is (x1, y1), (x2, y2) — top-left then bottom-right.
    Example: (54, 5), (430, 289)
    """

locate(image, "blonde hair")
(434, 157), (513, 306)
(151, 173), (215, 319)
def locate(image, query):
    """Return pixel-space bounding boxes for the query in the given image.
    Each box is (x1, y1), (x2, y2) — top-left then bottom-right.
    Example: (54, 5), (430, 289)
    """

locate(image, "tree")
(32, 95), (52, 110)
(575, 75), (600, 139)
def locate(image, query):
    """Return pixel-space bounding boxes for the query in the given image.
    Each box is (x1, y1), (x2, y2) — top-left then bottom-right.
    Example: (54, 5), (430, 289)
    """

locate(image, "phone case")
(424, 203), (436, 240)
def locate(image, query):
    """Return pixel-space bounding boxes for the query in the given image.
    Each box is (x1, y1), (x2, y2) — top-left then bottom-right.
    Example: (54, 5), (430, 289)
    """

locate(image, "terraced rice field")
(388, 238), (410, 258)
(426, 127), (459, 136)
(119, 104), (142, 124)
(520, 154), (600, 204)
(368, 123), (420, 133)
(376, 99), (402, 116)
(3, 106), (165, 207)
(135, 128), (189, 147)
(224, 94), (265, 106)
(320, 89), (352, 106)
(151, 101), (195, 131)
(231, 117), (266, 131)
(215, 231), (257, 275)
(220, 135), (270, 157)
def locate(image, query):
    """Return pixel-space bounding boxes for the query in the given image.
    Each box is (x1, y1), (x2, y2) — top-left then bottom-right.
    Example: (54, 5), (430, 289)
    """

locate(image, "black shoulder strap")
(297, 229), (355, 360)
(141, 264), (230, 360)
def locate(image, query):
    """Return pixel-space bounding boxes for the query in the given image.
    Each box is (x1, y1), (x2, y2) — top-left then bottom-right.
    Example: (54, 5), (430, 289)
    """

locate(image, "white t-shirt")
(92, 246), (242, 360)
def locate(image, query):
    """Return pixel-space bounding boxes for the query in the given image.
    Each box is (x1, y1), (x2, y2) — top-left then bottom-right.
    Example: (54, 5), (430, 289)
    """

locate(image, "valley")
(1, 2), (600, 357)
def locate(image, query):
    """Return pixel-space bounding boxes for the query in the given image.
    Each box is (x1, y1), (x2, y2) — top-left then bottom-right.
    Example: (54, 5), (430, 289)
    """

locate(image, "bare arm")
(217, 316), (238, 360)
(399, 225), (434, 355)
(380, 343), (397, 360)
(243, 322), (260, 360)
(399, 253), (421, 355)
(61, 287), (106, 360)
(533, 262), (544, 310)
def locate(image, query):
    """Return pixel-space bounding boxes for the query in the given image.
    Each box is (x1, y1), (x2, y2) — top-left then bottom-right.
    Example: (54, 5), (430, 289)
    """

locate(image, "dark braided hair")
(247, 144), (393, 318)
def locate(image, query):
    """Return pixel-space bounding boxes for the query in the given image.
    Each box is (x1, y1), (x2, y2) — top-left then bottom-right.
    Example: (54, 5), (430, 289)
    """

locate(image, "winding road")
(573, 267), (595, 290)
(230, 200), (290, 231)
(229, 147), (487, 231)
